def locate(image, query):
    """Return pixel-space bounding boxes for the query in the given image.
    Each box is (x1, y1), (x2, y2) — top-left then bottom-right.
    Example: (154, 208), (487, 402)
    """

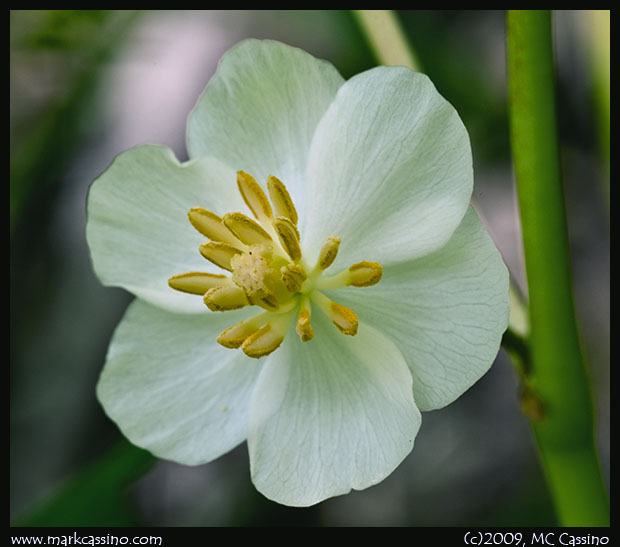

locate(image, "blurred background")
(10, 10), (609, 526)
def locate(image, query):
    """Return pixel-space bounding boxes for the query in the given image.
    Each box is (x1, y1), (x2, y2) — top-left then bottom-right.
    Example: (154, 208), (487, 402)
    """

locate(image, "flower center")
(168, 171), (382, 358)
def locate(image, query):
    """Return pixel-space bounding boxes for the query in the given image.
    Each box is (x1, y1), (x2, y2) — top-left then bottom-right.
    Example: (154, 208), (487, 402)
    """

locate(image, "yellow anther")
(312, 291), (358, 336)
(296, 308), (314, 342)
(216, 312), (269, 349)
(273, 217), (302, 261)
(317, 235), (341, 270)
(280, 263), (307, 293)
(188, 207), (242, 246)
(347, 261), (383, 287)
(267, 175), (298, 225)
(203, 285), (249, 312)
(237, 171), (273, 224)
(329, 303), (359, 336)
(168, 272), (231, 295)
(199, 241), (243, 272)
(222, 212), (273, 246)
(241, 312), (293, 358)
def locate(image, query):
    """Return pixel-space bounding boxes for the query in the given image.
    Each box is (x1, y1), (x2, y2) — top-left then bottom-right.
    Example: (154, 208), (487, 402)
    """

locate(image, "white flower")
(86, 39), (509, 506)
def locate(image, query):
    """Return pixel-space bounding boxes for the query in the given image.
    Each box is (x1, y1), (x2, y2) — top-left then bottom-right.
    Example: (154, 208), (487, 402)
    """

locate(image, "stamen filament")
(311, 291), (359, 336)
(315, 261), (383, 290)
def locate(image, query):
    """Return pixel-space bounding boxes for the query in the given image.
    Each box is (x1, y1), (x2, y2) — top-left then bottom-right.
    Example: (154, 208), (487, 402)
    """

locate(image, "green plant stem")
(352, 10), (420, 71)
(585, 10), (609, 213)
(506, 10), (608, 526)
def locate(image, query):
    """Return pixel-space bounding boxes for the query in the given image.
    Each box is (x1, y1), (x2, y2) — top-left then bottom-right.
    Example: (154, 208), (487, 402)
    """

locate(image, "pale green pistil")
(168, 171), (382, 358)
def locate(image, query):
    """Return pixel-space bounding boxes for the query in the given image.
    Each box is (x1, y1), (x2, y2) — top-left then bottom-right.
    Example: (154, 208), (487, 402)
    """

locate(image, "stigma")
(169, 171), (382, 358)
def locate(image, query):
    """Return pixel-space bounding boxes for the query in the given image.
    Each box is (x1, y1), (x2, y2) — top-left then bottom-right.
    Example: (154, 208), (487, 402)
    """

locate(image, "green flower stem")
(585, 10), (610, 212)
(506, 10), (608, 526)
(352, 10), (420, 71)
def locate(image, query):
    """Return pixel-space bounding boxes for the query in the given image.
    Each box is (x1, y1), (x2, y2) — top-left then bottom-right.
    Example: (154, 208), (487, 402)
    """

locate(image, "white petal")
(187, 39), (344, 213)
(248, 313), (421, 507)
(327, 207), (510, 411)
(301, 66), (472, 267)
(86, 144), (246, 313)
(97, 299), (260, 465)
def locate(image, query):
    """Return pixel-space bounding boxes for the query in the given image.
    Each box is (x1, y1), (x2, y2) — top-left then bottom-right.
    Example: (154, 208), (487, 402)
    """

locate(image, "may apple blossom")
(86, 39), (509, 506)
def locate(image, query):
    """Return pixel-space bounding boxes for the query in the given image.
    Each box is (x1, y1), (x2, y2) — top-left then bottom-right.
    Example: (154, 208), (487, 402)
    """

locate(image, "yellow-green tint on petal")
(168, 272), (232, 295)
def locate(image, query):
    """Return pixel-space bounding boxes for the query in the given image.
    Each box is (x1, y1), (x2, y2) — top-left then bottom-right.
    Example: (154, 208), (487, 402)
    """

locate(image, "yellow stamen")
(312, 291), (359, 336)
(171, 171), (382, 358)
(317, 235), (341, 270)
(217, 312), (269, 348)
(222, 212), (273, 246)
(347, 261), (383, 287)
(296, 297), (314, 342)
(273, 217), (302, 261)
(168, 272), (231, 295)
(280, 263), (307, 293)
(188, 207), (242, 247)
(267, 175), (298, 225)
(203, 285), (249, 312)
(296, 310), (314, 342)
(237, 171), (273, 225)
(241, 313), (293, 358)
(329, 303), (359, 336)
(199, 241), (243, 271)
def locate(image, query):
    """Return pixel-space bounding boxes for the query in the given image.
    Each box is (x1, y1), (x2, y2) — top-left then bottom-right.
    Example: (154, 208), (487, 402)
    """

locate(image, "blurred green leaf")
(14, 440), (155, 526)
